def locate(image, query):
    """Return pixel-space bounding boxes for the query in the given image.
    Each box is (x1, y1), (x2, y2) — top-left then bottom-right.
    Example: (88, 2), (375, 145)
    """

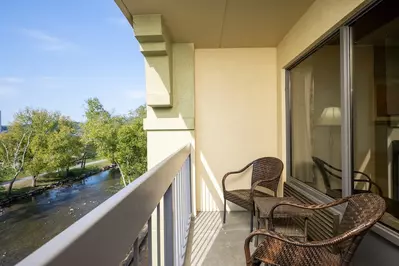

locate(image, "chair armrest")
(268, 198), (348, 230)
(222, 161), (253, 192)
(353, 179), (383, 196)
(353, 171), (371, 181)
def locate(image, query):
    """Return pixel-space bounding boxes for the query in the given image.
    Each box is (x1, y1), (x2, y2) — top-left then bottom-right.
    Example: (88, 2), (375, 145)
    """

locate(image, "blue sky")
(0, 0), (145, 124)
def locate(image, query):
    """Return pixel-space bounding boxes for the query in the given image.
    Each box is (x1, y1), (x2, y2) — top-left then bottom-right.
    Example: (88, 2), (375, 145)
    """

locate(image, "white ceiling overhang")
(116, 0), (315, 48)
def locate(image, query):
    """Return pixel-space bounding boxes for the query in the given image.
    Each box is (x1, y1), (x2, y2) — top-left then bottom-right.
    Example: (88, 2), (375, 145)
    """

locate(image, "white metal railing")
(174, 157), (191, 265)
(17, 144), (192, 266)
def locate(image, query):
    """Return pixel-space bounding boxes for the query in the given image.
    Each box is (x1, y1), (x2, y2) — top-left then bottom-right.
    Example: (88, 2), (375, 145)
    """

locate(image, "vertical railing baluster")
(180, 172), (183, 265)
(148, 217), (152, 266)
(183, 167), (185, 263)
(175, 174), (181, 265)
(180, 169), (183, 265)
(175, 177), (179, 266)
(157, 204), (161, 266)
(133, 237), (139, 266)
(188, 155), (192, 216)
(162, 157), (192, 266)
(183, 159), (187, 264)
(181, 161), (184, 266)
(164, 184), (175, 266)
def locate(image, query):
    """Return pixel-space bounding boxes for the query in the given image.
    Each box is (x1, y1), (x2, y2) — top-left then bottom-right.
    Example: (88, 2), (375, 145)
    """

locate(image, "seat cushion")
(224, 189), (270, 211)
(252, 237), (341, 266)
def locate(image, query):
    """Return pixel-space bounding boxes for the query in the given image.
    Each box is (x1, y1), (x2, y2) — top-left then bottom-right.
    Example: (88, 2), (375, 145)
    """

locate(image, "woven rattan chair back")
(251, 157), (283, 194)
(336, 193), (386, 262)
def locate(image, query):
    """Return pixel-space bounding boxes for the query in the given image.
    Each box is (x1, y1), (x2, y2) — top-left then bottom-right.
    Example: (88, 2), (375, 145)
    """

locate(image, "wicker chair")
(222, 157), (283, 232)
(312, 156), (383, 198)
(244, 193), (386, 266)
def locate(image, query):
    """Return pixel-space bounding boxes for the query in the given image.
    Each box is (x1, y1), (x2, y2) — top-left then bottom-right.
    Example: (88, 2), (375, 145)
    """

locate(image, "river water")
(0, 170), (124, 266)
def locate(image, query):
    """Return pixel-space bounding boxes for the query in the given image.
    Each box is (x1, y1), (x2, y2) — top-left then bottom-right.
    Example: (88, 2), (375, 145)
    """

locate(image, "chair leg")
(250, 211), (254, 232)
(252, 259), (261, 266)
(223, 198), (227, 224)
(250, 202), (255, 233)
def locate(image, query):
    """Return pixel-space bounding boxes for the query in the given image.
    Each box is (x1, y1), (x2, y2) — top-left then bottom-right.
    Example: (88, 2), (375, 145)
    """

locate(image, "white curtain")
(292, 66), (315, 183)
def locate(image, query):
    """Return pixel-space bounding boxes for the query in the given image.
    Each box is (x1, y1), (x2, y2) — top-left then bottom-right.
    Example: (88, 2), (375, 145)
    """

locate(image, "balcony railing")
(17, 144), (192, 266)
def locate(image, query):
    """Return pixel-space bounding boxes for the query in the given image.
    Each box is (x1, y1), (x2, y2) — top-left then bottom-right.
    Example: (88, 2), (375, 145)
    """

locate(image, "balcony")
(16, 144), (256, 266)
(14, 144), (186, 265)
(13, 142), (399, 266)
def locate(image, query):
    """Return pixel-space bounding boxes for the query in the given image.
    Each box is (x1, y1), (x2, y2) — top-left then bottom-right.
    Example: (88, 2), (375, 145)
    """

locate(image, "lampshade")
(318, 107), (341, 126)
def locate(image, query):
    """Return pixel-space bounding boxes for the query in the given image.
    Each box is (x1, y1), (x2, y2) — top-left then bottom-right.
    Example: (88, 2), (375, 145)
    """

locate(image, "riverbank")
(0, 169), (124, 265)
(0, 161), (113, 207)
(0, 159), (108, 186)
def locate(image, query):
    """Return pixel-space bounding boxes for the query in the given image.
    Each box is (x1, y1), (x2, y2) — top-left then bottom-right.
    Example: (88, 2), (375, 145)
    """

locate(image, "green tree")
(0, 121), (33, 196)
(83, 98), (147, 185)
(20, 109), (60, 187)
(80, 143), (97, 169)
(115, 107), (147, 185)
(47, 117), (82, 177)
(82, 98), (121, 162)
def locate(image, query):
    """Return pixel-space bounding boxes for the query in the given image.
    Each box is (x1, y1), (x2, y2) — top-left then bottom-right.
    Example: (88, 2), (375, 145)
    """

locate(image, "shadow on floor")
(185, 211), (255, 266)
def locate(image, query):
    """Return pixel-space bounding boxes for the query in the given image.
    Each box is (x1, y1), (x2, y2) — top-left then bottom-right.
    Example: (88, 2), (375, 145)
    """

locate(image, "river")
(0, 170), (124, 266)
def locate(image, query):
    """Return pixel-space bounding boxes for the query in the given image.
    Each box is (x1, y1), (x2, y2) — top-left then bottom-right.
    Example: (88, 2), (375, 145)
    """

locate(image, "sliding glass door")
(351, 0), (399, 232)
(290, 35), (342, 197)
(288, 0), (399, 233)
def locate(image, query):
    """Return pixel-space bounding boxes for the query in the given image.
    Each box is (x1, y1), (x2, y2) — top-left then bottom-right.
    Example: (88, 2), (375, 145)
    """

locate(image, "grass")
(85, 156), (104, 164)
(0, 160), (111, 200)
(13, 157), (106, 180)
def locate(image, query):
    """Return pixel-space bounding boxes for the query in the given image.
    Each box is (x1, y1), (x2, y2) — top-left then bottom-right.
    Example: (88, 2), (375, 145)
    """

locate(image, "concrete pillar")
(133, 14), (196, 266)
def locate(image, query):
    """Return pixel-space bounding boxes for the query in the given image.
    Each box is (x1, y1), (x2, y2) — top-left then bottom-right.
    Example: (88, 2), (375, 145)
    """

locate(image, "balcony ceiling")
(118, 0), (315, 48)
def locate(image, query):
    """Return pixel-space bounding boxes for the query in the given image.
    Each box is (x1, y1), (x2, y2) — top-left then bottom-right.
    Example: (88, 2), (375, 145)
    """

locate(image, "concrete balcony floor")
(185, 211), (255, 266)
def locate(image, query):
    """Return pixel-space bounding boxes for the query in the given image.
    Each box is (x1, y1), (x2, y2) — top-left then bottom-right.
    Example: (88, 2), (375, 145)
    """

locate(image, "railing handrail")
(17, 144), (191, 266)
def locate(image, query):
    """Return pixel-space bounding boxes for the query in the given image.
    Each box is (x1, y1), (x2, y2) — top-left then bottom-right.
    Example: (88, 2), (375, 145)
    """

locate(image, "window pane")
(290, 35), (342, 197)
(352, 0), (399, 232)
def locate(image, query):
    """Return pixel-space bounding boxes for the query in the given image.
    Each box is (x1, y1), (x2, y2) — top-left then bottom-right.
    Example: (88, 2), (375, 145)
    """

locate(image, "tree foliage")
(83, 98), (147, 185)
(115, 106), (147, 184)
(20, 109), (60, 186)
(0, 114), (33, 195)
(82, 98), (121, 162)
(47, 117), (82, 176)
(0, 108), (84, 193)
(0, 99), (147, 195)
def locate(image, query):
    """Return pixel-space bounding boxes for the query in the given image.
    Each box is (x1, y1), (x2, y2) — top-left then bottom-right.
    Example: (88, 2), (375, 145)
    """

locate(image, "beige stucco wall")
(144, 43), (196, 266)
(195, 48), (278, 211)
(145, 43), (196, 167)
(144, 43), (195, 133)
(276, 0), (371, 186)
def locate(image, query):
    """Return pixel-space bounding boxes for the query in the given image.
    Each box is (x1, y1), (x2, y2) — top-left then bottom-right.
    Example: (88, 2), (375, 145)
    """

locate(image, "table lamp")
(318, 107), (341, 164)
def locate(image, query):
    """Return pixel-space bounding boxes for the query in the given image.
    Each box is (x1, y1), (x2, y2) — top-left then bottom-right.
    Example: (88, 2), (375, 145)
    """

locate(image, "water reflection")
(0, 170), (123, 266)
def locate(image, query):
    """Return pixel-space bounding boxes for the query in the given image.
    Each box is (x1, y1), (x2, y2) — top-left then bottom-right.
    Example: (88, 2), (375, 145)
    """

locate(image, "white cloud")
(0, 86), (18, 96)
(39, 76), (58, 81)
(21, 29), (75, 51)
(0, 77), (24, 83)
(126, 89), (145, 100)
(0, 77), (23, 96)
(106, 17), (128, 26)
(35, 76), (64, 89)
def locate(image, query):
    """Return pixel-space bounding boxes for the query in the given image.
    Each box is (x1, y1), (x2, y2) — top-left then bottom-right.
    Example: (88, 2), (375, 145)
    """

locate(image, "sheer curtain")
(292, 66), (315, 183)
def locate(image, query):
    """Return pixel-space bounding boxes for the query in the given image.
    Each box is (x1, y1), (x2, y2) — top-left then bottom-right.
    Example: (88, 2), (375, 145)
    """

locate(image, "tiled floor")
(184, 211), (254, 266)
